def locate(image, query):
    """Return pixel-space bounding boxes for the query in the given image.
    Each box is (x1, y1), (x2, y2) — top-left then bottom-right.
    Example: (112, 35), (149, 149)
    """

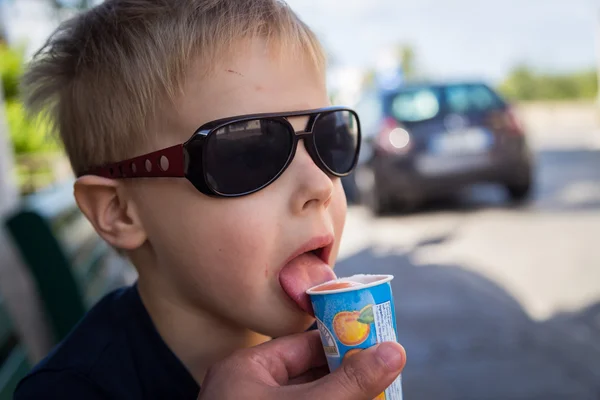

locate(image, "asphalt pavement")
(336, 136), (600, 399)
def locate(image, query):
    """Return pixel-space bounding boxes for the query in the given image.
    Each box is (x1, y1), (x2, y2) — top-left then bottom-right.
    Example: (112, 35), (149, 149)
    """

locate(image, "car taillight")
(376, 117), (412, 154)
(504, 107), (525, 136)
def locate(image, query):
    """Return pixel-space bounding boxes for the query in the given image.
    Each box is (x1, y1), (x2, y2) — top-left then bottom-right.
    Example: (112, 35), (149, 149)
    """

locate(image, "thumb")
(305, 342), (406, 400)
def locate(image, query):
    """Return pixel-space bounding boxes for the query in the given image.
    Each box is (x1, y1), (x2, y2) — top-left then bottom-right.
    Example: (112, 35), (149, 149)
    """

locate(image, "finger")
(287, 366), (330, 385)
(243, 330), (328, 386)
(301, 342), (406, 400)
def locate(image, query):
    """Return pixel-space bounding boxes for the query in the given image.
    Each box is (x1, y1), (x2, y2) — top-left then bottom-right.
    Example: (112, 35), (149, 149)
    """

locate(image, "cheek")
(137, 186), (282, 298)
(175, 212), (274, 281)
(332, 180), (347, 227)
(330, 181), (348, 261)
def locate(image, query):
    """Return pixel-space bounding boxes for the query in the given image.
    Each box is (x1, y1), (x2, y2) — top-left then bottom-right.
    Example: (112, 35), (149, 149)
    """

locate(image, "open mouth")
(282, 234), (335, 267)
(278, 235), (337, 315)
(309, 245), (330, 265)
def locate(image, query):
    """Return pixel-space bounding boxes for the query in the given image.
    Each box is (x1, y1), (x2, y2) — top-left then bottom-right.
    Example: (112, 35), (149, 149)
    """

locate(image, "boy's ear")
(74, 176), (147, 250)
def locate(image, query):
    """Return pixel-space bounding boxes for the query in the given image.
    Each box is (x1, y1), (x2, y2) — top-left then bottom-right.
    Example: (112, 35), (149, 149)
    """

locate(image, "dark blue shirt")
(14, 284), (200, 399)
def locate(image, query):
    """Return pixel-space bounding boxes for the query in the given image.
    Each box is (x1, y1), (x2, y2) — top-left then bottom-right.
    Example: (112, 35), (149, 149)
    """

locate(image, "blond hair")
(22, 0), (326, 176)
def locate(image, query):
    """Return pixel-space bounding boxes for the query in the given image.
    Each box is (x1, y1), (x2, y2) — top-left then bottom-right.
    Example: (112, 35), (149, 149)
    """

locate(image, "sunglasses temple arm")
(85, 144), (187, 179)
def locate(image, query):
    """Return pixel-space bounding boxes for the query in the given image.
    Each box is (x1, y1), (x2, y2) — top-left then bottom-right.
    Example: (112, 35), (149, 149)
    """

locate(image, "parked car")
(352, 81), (534, 214)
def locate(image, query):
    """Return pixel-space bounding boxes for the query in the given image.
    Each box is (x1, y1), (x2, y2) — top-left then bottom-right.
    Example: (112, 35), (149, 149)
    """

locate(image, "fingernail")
(376, 343), (404, 371)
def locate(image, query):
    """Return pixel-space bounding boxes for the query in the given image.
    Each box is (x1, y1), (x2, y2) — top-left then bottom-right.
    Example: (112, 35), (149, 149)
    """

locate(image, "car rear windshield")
(387, 83), (505, 122)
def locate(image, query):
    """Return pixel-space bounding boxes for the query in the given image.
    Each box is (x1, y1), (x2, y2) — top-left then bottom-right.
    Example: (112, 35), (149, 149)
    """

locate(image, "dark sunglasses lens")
(313, 110), (360, 174)
(205, 119), (293, 195)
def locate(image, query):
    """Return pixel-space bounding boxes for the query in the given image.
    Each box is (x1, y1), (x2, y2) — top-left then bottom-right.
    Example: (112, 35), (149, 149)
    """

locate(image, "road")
(339, 147), (600, 321)
(335, 133), (600, 399)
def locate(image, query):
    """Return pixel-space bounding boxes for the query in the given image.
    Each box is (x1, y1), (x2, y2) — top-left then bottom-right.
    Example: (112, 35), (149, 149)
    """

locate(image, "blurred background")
(1, 1), (599, 399)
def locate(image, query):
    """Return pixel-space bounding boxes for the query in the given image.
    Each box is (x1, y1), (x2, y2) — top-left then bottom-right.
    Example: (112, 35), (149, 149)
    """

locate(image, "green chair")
(4, 181), (134, 344)
(0, 295), (30, 400)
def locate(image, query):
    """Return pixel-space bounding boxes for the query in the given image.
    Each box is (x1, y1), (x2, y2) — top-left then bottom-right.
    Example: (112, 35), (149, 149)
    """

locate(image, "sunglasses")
(86, 106), (361, 197)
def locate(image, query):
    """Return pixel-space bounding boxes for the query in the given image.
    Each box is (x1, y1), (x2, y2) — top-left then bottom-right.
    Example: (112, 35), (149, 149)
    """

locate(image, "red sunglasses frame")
(85, 106), (361, 197)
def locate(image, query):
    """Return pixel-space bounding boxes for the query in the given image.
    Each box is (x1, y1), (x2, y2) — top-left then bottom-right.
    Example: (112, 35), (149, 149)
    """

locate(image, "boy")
(15, 0), (405, 399)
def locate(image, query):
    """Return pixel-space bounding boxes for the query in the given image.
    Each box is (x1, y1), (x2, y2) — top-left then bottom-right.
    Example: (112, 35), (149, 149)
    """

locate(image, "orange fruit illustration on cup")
(343, 347), (386, 400)
(333, 304), (374, 346)
(343, 348), (363, 360)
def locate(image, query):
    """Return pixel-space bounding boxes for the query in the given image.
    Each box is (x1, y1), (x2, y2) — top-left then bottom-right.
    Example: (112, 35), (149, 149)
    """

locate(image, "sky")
(3, 0), (600, 84)
(286, 0), (600, 82)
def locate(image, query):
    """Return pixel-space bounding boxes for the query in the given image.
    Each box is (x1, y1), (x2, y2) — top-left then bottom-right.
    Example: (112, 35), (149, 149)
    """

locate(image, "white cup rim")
(306, 274), (394, 295)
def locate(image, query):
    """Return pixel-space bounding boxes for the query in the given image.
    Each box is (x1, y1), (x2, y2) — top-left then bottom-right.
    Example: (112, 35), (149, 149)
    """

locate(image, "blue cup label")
(308, 275), (403, 400)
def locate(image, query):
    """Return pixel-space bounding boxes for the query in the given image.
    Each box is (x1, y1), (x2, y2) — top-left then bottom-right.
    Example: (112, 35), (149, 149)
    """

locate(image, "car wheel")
(505, 166), (533, 204)
(395, 197), (419, 214)
(506, 182), (532, 203)
(365, 187), (392, 217)
(357, 167), (392, 216)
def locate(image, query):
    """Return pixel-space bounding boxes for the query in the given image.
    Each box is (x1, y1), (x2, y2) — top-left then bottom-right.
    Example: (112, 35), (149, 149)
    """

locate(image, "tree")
(0, 1), (8, 44)
(0, 0), (17, 213)
(396, 45), (417, 82)
(0, 0), (92, 197)
(361, 68), (377, 89)
(0, 68), (17, 214)
(498, 65), (537, 101)
(498, 65), (598, 101)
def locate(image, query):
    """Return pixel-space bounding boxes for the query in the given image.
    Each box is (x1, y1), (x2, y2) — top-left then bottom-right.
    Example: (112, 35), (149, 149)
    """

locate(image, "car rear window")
(388, 83), (505, 122)
(389, 87), (442, 122)
(445, 84), (504, 114)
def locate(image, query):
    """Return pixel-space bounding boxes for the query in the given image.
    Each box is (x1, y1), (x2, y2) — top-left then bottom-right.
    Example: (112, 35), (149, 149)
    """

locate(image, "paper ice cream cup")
(306, 274), (403, 400)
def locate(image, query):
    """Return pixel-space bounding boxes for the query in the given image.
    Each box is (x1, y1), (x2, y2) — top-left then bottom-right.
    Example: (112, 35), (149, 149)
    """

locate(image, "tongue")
(279, 252), (336, 316)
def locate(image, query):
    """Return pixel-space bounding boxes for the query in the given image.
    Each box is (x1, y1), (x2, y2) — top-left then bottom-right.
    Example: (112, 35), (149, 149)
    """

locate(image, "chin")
(258, 311), (316, 338)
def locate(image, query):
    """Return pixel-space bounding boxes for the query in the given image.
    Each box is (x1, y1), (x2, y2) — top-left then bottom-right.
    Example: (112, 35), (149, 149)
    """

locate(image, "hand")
(197, 330), (406, 400)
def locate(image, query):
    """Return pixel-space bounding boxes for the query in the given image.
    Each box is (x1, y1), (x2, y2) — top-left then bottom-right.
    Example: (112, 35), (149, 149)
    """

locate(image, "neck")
(137, 276), (270, 384)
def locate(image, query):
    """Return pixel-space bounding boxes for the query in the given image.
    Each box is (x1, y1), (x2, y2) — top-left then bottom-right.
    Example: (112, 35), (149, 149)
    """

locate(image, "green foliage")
(360, 44), (419, 90)
(1, 44), (60, 155)
(498, 65), (598, 101)
(0, 44), (26, 101)
(6, 101), (59, 154)
(396, 45), (417, 81)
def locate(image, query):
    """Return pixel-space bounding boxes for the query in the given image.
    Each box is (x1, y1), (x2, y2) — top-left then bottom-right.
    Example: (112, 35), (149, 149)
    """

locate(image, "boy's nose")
(288, 141), (334, 214)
